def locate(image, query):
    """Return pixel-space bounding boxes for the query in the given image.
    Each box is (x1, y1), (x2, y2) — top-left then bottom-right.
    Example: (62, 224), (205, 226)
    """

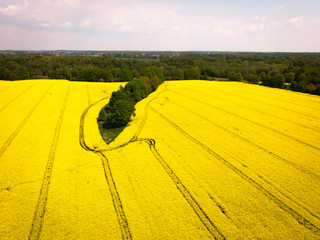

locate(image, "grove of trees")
(98, 69), (164, 127)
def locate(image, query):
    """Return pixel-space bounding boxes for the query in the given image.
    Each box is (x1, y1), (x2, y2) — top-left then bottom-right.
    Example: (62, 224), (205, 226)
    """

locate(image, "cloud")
(0, 0), (319, 51)
(288, 16), (304, 29)
(0, 0), (28, 16)
(41, 23), (50, 28)
(119, 25), (134, 32)
(80, 19), (92, 28)
(62, 21), (72, 28)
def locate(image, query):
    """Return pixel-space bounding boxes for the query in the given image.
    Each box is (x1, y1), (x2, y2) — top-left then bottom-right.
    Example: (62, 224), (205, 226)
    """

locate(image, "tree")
(108, 90), (133, 107)
(107, 99), (135, 127)
(284, 72), (295, 83)
(314, 84), (320, 95)
(125, 79), (148, 102)
(246, 74), (259, 84)
(120, 69), (133, 82)
(228, 72), (243, 82)
(270, 74), (285, 88)
(298, 73), (307, 83)
(306, 83), (316, 94)
(296, 81), (307, 92)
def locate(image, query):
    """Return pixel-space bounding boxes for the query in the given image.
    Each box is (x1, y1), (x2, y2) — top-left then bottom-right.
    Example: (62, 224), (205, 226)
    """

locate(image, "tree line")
(0, 52), (320, 95)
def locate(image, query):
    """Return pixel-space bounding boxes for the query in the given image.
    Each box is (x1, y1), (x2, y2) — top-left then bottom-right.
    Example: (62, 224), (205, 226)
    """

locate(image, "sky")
(0, 0), (319, 52)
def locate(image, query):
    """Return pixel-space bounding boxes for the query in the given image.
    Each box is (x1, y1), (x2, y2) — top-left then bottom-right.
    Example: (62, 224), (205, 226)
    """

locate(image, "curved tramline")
(0, 80), (319, 239)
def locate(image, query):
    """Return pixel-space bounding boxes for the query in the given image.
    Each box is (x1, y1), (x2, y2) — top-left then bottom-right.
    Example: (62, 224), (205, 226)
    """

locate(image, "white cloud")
(41, 23), (50, 28)
(248, 23), (265, 32)
(119, 25), (134, 32)
(0, 1), (28, 16)
(288, 16), (304, 29)
(80, 19), (92, 28)
(62, 21), (72, 27)
(0, 0), (319, 51)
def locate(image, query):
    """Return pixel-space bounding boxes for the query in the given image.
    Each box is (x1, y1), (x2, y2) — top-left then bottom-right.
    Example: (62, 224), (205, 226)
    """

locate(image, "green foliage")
(284, 72), (295, 83)
(1, 51), (320, 95)
(125, 79), (148, 102)
(102, 71), (163, 128)
(108, 89), (133, 107)
(270, 74), (285, 88)
(228, 72), (243, 81)
(306, 83), (316, 93)
(296, 81), (307, 92)
(246, 74), (259, 84)
(315, 84), (320, 95)
(120, 69), (133, 82)
(106, 99), (135, 127)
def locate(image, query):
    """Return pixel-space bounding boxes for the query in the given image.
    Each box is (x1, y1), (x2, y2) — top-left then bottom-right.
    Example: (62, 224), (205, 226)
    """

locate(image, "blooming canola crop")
(0, 79), (319, 239)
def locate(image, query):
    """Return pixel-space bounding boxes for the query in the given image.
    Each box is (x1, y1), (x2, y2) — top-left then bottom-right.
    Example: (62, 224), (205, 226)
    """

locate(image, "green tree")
(107, 99), (135, 127)
(297, 81), (307, 92)
(108, 90), (132, 107)
(271, 74), (285, 88)
(120, 69), (133, 82)
(314, 84), (320, 95)
(284, 72), (295, 83)
(246, 74), (259, 84)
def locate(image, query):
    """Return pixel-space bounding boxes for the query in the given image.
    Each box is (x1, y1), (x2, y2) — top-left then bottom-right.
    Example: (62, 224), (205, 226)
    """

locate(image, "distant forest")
(1, 51), (320, 95)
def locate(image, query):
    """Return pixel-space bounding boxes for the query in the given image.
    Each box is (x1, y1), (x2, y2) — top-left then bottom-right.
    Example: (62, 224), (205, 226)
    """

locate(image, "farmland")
(0, 79), (320, 239)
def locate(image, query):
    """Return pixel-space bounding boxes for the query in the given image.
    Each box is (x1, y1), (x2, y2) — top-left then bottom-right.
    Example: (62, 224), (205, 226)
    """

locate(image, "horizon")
(2, 50), (320, 54)
(1, 0), (320, 52)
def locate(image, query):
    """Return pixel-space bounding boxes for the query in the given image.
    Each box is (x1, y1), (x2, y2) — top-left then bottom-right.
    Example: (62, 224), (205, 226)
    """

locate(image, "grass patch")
(98, 121), (125, 144)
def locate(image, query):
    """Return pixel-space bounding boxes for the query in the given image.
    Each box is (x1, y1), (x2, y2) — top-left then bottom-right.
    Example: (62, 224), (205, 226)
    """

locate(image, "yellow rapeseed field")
(0, 79), (319, 239)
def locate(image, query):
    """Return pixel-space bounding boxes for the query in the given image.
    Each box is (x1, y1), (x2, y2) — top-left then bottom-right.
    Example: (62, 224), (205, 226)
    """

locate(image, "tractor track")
(98, 151), (132, 240)
(79, 83), (226, 239)
(128, 83), (225, 239)
(175, 86), (320, 132)
(0, 84), (35, 113)
(197, 83), (320, 112)
(0, 84), (14, 94)
(168, 90), (320, 151)
(29, 85), (70, 240)
(165, 98), (320, 221)
(145, 138), (225, 240)
(79, 94), (132, 239)
(0, 84), (53, 159)
(130, 83), (168, 141)
(166, 98), (320, 182)
(150, 106), (320, 235)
